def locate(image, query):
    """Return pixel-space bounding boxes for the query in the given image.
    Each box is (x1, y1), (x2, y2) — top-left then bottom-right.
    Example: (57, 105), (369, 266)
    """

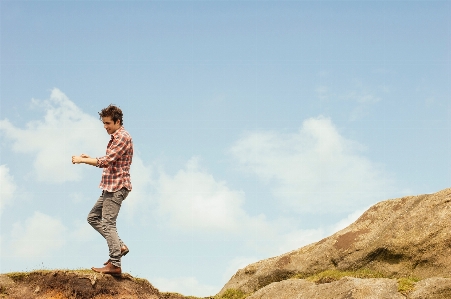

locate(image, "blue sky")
(0, 0), (450, 296)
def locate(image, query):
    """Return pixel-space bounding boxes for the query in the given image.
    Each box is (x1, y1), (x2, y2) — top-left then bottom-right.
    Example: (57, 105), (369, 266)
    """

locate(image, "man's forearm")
(72, 155), (98, 166)
(80, 157), (98, 166)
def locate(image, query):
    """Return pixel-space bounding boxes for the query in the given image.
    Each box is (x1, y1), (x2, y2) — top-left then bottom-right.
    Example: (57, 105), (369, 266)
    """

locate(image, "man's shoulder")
(115, 127), (132, 140)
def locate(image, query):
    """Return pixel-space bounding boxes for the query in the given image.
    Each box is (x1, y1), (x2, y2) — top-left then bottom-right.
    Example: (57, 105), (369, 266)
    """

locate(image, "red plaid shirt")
(97, 126), (133, 192)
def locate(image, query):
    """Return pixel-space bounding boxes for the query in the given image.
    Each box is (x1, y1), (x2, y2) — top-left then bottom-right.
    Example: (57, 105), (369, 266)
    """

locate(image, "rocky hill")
(219, 188), (451, 298)
(3, 188), (451, 298)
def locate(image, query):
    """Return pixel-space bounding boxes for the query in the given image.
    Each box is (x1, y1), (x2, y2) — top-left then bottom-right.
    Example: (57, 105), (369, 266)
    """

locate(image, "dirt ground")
(0, 270), (201, 299)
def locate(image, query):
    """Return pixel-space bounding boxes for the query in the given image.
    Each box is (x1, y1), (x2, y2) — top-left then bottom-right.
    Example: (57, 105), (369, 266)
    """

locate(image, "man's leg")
(87, 192), (106, 238)
(87, 191), (127, 247)
(101, 188), (129, 267)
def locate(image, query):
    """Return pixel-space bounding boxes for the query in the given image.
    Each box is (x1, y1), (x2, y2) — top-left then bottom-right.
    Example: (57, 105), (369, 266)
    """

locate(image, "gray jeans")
(87, 188), (129, 267)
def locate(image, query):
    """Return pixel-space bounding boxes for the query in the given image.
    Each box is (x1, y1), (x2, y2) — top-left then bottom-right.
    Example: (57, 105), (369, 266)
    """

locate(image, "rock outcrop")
(245, 277), (451, 299)
(220, 188), (451, 296)
(246, 277), (404, 299)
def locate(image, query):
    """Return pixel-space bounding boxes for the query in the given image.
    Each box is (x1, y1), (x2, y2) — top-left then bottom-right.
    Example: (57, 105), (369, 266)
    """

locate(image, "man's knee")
(87, 214), (98, 226)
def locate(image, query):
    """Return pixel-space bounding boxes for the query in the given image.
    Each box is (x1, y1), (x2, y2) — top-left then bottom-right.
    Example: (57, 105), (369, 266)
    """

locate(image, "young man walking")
(72, 104), (133, 275)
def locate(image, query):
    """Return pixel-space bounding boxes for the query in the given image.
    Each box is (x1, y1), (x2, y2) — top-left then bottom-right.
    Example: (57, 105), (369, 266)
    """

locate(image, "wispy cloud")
(345, 91), (381, 104)
(0, 165), (16, 215)
(9, 211), (67, 258)
(230, 116), (394, 214)
(343, 83), (382, 121)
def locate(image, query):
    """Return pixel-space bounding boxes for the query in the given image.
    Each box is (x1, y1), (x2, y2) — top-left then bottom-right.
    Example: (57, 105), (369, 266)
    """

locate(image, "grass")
(291, 269), (420, 293)
(133, 277), (151, 285)
(5, 269), (94, 281)
(397, 277), (420, 293)
(215, 289), (249, 299)
(177, 289), (250, 299)
(5, 271), (31, 282)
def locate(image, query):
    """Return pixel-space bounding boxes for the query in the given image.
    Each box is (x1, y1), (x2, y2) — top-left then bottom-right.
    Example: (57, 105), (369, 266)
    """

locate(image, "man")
(72, 104), (133, 275)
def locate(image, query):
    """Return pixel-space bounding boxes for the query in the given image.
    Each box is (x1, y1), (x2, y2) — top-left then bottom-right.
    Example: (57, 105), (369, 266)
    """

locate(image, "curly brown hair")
(98, 104), (124, 125)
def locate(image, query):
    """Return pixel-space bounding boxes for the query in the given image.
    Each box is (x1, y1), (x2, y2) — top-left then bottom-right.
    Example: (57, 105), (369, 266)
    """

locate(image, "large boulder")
(246, 277), (404, 299)
(243, 277), (451, 299)
(220, 188), (451, 295)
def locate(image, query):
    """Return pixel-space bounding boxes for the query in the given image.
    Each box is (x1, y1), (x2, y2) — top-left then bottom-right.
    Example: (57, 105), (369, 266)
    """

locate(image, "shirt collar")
(111, 126), (124, 139)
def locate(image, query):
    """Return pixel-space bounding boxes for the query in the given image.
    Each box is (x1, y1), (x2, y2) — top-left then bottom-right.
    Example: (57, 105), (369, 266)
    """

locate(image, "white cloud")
(230, 116), (394, 214)
(0, 88), (105, 183)
(275, 227), (325, 254)
(344, 86), (381, 121)
(346, 91), (381, 104)
(155, 157), (267, 233)
(122, 156), (154, 221)
(71, 219), (96, 243)
(152, 276), (218, 297)
(151, 151), (374, 256)
(0, 165), (16, 214)
(70, 192), (89, 203)
(10, 211), (67, 258)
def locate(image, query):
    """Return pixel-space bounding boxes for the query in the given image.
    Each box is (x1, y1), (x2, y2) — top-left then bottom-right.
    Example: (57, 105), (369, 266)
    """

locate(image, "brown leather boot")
(92, 261), (121, 275)
(104, 245), (129, 265)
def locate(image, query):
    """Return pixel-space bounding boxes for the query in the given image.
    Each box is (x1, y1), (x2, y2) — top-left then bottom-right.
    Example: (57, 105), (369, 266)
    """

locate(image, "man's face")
(102, 116), (121, 135)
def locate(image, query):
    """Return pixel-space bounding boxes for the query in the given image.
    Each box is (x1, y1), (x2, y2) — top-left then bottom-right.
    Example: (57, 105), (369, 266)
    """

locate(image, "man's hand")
(72, 155), (82, 164)
(72, 154), (97, 166)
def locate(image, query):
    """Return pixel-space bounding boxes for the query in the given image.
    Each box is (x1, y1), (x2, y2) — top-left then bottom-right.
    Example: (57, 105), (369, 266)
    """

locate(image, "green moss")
(65, 269), (97, 276)
(397, 277), (420, 293)
(215, 289), (249, 299)
(292, 269), (421, 293)
(133, 277), (149, 285)
(5, 272), (30, 282)
(160, 292), (205, 299)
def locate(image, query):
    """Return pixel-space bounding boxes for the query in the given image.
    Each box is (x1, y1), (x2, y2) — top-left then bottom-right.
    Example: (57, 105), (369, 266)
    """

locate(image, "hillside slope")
(220, 188), (451, 297)
(0, 270), (192, 299)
